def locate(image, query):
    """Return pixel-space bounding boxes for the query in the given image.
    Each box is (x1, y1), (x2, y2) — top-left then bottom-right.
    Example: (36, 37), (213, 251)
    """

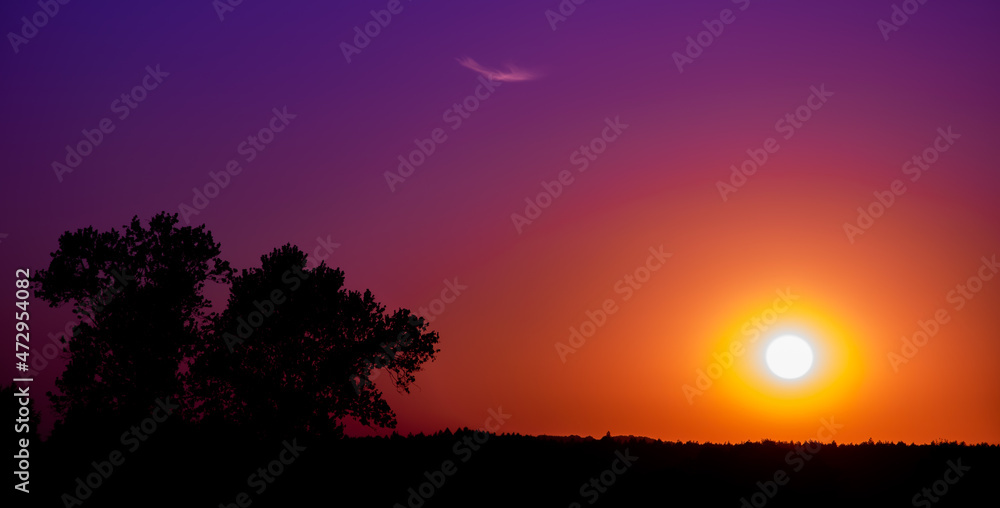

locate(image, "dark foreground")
(15, 424), (999, 507)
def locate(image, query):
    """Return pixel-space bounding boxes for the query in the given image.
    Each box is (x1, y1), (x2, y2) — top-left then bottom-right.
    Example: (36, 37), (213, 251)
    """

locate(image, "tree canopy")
(187, 243), (439, 438)
(34, 213), (438, 439)
(33, 213), (230, 426)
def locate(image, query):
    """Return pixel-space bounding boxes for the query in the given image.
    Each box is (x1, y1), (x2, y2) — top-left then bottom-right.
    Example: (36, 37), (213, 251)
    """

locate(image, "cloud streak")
(457, 57), (537, 82)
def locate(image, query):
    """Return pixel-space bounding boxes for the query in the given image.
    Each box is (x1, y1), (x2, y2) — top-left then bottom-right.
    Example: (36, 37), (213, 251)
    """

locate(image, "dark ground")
(13, 423), (999, 507)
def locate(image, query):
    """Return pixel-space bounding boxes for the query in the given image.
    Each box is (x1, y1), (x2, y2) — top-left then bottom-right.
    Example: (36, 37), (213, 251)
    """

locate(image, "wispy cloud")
(457, 57), (537, 82)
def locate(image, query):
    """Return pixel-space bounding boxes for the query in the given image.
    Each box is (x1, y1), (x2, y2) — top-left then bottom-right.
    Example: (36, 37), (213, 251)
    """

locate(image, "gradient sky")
(2, 0), (999, 444)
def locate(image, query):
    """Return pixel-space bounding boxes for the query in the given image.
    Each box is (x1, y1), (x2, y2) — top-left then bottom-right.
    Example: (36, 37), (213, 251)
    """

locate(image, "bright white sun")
(765, 335), (814, 379)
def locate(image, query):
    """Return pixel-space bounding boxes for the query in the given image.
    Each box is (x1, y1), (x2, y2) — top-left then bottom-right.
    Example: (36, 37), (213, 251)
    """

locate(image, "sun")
(765, 335), (814, 380)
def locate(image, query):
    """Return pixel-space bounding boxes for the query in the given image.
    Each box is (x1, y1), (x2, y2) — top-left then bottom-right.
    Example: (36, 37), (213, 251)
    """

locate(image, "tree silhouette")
(33, 213), (231, 426)
(33, 213), (438, 441)
(187, 244), (439, 439)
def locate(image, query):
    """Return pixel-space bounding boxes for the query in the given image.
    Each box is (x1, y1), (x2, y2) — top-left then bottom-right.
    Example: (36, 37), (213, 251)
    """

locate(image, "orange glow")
(703, 299), (867, 425)
(360, 173), (1000, 445)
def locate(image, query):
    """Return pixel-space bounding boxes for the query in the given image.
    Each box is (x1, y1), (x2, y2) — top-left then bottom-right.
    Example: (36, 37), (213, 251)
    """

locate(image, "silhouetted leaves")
(34, 214), (439, 442)
(33, 213), (231, 427)
(187, 244), (439, 439)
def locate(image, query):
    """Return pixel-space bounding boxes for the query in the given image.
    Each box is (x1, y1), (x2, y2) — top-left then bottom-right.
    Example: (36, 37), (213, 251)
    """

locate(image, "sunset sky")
(2, 0), (999, 445)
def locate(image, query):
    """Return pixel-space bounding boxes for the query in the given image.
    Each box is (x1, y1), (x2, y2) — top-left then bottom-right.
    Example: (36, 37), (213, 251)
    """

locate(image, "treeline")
(15, 428), (999, 507)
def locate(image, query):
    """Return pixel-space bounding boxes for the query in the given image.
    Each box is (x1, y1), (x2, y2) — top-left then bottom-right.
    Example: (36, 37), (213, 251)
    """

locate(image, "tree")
(187, 244), (439, 439)
(33, 213), (231, 426)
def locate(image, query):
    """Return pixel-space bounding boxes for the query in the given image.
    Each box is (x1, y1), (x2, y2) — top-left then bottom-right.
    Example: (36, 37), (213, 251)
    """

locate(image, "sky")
(2, 0), (999, 444)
